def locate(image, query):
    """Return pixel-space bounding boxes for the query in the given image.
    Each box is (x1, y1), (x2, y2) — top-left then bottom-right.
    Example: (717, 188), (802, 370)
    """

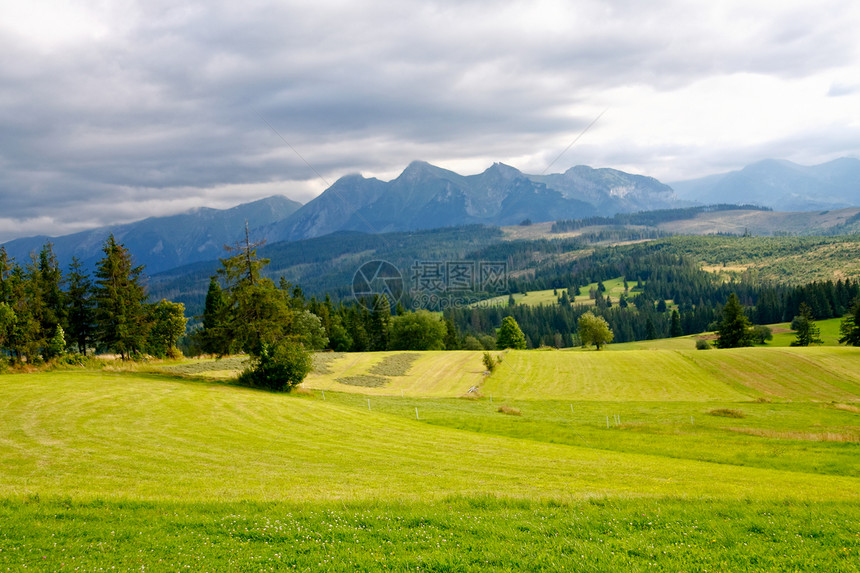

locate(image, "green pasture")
(3, 498), (858, 571)
(475, 276), (639, 308)
(2, 344), (859, 570)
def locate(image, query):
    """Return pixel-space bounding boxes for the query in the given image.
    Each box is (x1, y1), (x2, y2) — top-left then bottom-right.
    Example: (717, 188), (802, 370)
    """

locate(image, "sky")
(2, 0), (859, 242)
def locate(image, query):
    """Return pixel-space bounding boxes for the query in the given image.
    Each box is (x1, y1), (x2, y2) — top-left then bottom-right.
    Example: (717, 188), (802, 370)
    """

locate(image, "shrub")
(497, 405), (522, 416)
(695, 338), (712, 350)
(462, 335), (484, 350)
(237, 340), (312, 392)
(482, 351), (497, 373)
(751, 325), (773, 345)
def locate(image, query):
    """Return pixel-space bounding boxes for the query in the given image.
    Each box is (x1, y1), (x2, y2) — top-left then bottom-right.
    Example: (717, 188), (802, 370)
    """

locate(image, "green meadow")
(474, 277), (634, 308)
(2, 345), (859, 570)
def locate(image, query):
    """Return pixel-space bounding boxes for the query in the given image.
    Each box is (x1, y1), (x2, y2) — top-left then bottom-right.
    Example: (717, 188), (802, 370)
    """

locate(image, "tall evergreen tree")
(199, 276), (231, 355)
(93, 235), (150, 359)
(65, 257), (95, 355)
(368, 294), (391, 351)
(37, 243), (65, 340)
(0, 247), (13, 305)
(715, 293), (752, 348)
(2, 263), (40, 362)
(213, 226), (312, 391)
(839, 298), (860, 346)
(670, 309), (683, 337)
(791, 303), (822, 347)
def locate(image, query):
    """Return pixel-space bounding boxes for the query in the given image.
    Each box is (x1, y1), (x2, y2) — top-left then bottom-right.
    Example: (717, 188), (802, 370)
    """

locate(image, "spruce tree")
(65, 257), (95, 355)
(670, 310), (683, 337)
(715, 293), (752, 348)
(37, 243), (65, 341)
(214, 227), (311, 391)
(200, 276), (230, 355)
(93, 235), (150, 359)
(839, 298), (860, 346)
(791, 303), (822, 346)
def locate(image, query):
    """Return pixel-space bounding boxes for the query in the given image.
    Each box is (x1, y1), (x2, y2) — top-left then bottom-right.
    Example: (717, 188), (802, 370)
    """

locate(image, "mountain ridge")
(671, 157), (860, 210)
(5, 157), (858, 277)
(267, 160), (677, 241)
(1, 195), (302, 275)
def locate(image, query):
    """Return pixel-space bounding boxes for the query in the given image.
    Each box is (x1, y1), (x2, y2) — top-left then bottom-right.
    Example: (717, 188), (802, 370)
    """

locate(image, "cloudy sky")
(2, 0), (859, 242)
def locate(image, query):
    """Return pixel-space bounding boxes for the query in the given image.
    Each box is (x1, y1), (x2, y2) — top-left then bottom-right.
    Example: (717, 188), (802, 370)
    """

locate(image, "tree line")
(444, 245), (860, 348)
(0, 238), (186, 365)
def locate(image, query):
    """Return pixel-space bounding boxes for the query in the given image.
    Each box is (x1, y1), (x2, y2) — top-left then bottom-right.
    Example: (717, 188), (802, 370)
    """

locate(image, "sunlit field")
(2, 344), (858, 570)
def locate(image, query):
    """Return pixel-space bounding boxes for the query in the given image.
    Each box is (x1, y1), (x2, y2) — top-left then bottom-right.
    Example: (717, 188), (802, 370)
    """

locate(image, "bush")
(695, 339), (712, 350)
(237, 340), (312, 392)
(479, 335), (496, 350)
(482, 351), (497, 373)
(751, 325), (773, 345)
(462, 335), (483, 350)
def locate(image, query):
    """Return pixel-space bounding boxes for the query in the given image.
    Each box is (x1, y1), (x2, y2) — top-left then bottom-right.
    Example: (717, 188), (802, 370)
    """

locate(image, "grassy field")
(476, 276), (640, 308)
(2, 345), (859, 570)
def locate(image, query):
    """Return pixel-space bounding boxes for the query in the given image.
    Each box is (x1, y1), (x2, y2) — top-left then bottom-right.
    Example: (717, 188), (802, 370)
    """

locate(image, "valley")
(2, 158), (859, 571)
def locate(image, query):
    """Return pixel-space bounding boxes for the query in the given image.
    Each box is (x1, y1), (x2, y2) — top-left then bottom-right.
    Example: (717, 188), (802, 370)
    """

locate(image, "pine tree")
(65, 257), (95, 355)
(37, 243), (65, 341)
(214, 227), (311, 391)
(368, 295), (391, 351)
(715, 293), (752, 348)
(839, 298), (860, 346)
(200, 277), (231, 355)
(93, 235), (150, 359)
(670, 309), (683, 337)
(791, 303), (822, 346)
(0, 247), (13, 305)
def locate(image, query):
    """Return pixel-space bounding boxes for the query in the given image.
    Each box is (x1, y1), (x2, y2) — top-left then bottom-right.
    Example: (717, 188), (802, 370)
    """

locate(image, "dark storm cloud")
(1, 0), (859, 241)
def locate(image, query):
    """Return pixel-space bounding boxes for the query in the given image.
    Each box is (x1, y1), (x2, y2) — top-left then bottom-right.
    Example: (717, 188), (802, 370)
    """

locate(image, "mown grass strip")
(3, 370), (859, 503)
(1, 497), (858, 572)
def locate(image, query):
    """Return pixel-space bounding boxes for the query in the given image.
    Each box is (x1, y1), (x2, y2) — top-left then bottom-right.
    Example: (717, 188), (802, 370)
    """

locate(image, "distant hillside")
(1, 195), (302, 274)
(671, 158), (860, 211)
(267, 161), (680, 241)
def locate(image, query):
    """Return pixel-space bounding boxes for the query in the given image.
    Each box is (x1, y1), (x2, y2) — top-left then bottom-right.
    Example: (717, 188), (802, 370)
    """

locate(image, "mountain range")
(3, 157), (859, 276)
(262, 161), (677, 241)
(1, 196), (302, 275)
(1, 161), (677, 273)
(671, 157), (860, 211)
